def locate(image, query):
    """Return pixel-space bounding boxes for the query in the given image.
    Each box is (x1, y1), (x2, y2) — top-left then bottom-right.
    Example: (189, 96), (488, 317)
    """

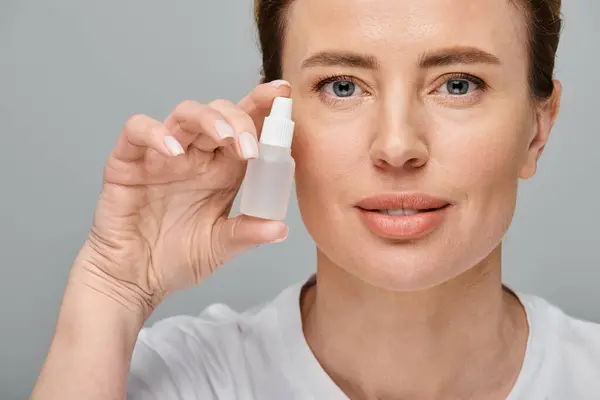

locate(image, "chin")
(313, 213), (507, 293)
(335, 233), (470, 292)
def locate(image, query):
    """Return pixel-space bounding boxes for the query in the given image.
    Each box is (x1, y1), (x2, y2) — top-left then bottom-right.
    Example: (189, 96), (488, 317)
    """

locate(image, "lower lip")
(357, 206), (449, 240)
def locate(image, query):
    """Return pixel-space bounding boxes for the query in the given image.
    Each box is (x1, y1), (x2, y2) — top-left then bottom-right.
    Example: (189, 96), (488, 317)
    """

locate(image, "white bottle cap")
(259, 97), (295, 148)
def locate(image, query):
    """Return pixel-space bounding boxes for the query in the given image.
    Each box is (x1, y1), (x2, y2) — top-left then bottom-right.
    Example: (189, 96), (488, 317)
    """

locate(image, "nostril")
(407, 157), (427, 169)
(370, 137), (430, 170)
(373, 156), (427, 171)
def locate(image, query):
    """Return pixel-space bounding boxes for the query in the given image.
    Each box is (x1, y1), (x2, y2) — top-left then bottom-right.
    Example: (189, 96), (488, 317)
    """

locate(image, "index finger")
(238, 80), (292, 125)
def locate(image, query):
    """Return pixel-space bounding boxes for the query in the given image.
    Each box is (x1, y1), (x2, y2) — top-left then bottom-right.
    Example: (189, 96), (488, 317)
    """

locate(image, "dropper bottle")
(240, 97), (296, 221)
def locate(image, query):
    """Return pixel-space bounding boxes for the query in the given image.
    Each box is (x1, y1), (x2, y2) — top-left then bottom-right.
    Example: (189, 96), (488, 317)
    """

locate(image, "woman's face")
(282, 0), (559, 290)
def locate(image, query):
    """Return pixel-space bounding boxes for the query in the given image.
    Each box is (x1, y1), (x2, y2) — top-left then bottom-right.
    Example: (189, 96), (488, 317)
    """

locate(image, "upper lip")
(356, 192), (451, 211)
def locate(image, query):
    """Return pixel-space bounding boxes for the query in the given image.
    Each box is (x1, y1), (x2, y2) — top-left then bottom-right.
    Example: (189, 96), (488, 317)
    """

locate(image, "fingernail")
(163, 136), (184, 156)
(270, 80), (291, 89)
(215, 120), (234, 139)
(239, 132), (259, 159)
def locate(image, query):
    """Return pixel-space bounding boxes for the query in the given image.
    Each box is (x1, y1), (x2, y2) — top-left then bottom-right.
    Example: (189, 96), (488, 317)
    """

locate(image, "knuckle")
(228, 216), (243, 240)
(123, 114), (148, 133)
(174, 100), (201, 115)
(210, 99), (256, 131)
(208, 98), (236, 110)
(208, 225), (229, 271)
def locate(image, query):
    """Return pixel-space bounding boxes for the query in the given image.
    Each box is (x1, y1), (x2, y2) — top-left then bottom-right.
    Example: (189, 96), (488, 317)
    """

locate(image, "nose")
(370, 101), (429, 171)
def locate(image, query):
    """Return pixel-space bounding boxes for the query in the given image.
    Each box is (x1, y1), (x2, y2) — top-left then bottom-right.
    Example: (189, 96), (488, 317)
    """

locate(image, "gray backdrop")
(1, 1), (598, 398)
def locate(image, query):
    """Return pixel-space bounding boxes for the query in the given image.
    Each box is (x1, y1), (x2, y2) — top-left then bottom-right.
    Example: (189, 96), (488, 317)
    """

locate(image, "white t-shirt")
(127, 277), (600, 399)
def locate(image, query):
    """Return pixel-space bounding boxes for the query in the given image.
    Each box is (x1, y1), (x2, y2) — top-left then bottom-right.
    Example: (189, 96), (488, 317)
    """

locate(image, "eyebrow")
(301, 51), (379, 70)
(300, 47), (500, 71)
(418, 46), (501, 68)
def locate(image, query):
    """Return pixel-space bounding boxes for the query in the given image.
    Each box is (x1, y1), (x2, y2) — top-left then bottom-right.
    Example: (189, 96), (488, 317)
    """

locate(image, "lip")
(356, 193), (450, 211)
(355, 193), (451, 240)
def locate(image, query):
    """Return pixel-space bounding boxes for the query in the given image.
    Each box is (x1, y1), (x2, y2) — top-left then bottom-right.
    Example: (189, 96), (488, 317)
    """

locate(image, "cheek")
(431, 102), (532, 195)
(292, 105), (373, 196)
(431, 104), (533, 253)
(291, 103), (376, 248)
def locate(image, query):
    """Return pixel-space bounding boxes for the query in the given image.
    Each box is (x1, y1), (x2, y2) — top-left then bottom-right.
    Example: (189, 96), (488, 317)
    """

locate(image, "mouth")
(355, 193), (452, 240)
(356, 192), (451, 212)
(367, 205), (450, 216)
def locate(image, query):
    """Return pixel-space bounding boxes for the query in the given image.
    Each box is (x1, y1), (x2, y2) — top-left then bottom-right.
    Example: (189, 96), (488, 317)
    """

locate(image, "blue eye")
(313, 75), (370, 104)
(331, 81), (356, 97)
(443, 79), (476, 95)
(321, 79), (364, 98)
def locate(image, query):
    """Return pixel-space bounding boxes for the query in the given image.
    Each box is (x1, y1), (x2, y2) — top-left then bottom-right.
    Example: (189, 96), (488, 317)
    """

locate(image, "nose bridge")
(370, 88), (429, 170)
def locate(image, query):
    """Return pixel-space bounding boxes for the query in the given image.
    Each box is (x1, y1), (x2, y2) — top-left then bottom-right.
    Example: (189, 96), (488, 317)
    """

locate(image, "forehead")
(284, 0), (528, 68)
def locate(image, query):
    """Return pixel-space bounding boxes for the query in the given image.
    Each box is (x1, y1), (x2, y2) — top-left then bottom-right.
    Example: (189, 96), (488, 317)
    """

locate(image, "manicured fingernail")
(163, 136), (184, 156)
(270, 80), (291, 88)
(215, 120), (234, 139)
(239, 132), (259, 159)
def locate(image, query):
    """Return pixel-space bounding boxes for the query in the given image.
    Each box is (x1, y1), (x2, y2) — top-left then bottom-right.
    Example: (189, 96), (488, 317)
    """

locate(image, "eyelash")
(310, 74), (361, 93)
(309, 74), (368, 106)
(310, 73), (489, 105)
(438, 73), (489, 94)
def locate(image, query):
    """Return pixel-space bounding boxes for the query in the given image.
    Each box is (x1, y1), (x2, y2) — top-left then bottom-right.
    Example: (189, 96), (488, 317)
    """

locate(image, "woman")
(32, 0), (600, 399)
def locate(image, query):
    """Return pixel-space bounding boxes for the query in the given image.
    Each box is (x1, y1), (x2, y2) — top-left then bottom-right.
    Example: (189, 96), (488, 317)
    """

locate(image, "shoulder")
(551, 304), (600, 385)
(126, 284), (302, 400)
(519, 293), (600, 395)
(523, 294), (600, 363)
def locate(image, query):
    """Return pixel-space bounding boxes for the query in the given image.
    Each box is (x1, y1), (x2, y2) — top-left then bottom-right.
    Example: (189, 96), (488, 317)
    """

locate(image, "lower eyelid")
(432, 92), (483, 106)
(321, 91), (365, 101)
(320, 92), (358, 102)
(318, 92), (366, 108)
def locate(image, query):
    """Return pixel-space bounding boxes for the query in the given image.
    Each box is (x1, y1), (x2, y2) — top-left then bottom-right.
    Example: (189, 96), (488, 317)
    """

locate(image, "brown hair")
(254, 0), (562, 99)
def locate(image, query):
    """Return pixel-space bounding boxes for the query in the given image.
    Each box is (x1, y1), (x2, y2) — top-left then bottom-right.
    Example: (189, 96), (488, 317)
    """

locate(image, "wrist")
(70, 243), (157, 323)
(59, 274), (146, 344)
(32, 266), (147, 400)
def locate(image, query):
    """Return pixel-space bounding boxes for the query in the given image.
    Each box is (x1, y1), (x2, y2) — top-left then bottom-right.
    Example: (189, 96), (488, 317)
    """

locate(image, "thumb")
(215, 214), (288, 262)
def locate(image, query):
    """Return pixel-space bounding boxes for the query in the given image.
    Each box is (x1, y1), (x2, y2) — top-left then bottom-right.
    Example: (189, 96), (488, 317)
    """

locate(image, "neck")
(301, 245), (529, 400)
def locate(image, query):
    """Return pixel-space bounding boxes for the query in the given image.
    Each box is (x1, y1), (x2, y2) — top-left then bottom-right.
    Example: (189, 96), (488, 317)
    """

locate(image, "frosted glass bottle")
(240, 97), (296, 221)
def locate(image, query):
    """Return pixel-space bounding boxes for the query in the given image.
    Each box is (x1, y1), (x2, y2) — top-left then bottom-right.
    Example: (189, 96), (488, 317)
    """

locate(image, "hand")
(73, 81), (291, 317)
